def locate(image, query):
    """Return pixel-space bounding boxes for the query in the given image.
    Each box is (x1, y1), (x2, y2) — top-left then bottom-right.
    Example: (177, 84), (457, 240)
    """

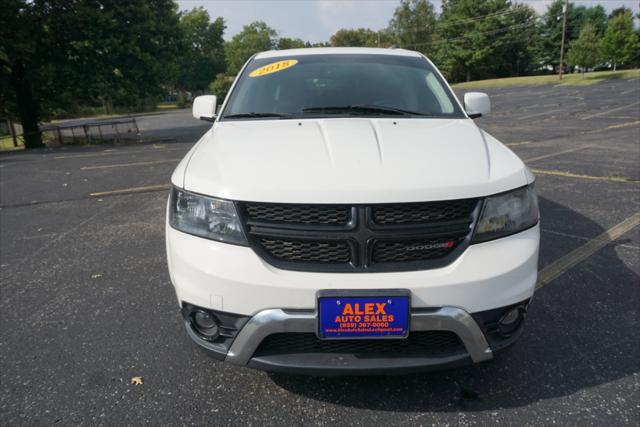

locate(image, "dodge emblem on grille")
(405, 241), (455, 251)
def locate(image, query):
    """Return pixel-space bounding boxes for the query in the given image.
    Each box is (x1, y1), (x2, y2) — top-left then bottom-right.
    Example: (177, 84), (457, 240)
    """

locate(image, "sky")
(176, 0), (640, 43)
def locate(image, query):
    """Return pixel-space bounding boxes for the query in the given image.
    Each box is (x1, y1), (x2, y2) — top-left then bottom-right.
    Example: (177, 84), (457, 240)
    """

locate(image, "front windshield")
(221, 53), (465, 120)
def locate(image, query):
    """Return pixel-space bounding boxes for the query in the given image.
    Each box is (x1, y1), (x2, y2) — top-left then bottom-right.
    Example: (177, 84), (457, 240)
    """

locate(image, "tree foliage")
(0, 0), (45, 147)
(1, 0), (181, 148)
(492, 3), (538, 78)
(536, 0), (580, 69)
(566, 23), (601, 73)
(176, 8), (225, 93)
(600, 10), (638, 70)
(576, 5), (607, 35)
(388, 0), (437, 53)
(225, 21), (276, 74)
(609, 7), (632, 20)
(329, 28), (389, 47)
(434, 0), (535, 82)
(209, 73), (234, 103)
(276, 37), (307, 50)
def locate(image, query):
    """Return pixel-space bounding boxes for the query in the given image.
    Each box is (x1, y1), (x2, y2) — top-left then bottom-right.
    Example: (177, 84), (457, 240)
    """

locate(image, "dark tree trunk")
(100, 96), (111, 115)
(9, 62), (43, 149)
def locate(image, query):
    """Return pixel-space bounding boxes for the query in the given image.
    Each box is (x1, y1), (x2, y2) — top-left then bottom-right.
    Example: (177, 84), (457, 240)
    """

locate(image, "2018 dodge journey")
(166, 47), (540, 375)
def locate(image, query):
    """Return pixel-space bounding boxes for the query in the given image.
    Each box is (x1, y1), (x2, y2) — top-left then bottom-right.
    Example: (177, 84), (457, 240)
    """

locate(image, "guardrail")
(2, 117), (141, 148)
(41, 117), (141, 145)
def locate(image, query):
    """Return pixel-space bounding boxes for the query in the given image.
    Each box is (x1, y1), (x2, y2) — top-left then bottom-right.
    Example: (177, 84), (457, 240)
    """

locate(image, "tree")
(329, 28), (386, 47)
(307, 41), (331, 48)
(1, 0), (182, 148)
(276, 37), (306, 50)
(176, 8), (226, 94)
(492, 3), (538, 77)
(566, 23), (601, 75)
(577, 5), (607, 35)
(608, 7), (632, 20)
(0, 0), (44, 148)
(600, 10), (638, 70)
(225, 21), (276, 74)
(209, 73), (234, 102)
(388, 0), (437, 53)
(434, 0), (530, 82)
(61, 0), (182, 110)
(536, 0), (585, 70)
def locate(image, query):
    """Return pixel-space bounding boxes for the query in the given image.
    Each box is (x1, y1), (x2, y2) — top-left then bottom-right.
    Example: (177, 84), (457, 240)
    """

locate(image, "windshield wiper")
(223, 112), (292, 119)
(302, 105), (436, 117)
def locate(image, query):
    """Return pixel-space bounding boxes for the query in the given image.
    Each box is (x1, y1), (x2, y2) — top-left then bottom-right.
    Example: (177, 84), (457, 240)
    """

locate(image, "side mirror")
(192, 95), (217, 122)
(464, 92), (490, 119)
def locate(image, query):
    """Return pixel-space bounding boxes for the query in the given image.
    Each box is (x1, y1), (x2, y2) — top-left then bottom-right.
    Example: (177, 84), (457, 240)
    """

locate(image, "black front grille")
(239, 199), (480, 272)
(372, 239), (458, 263)
(244, 203), (350, 225)
(373, 199), (478, 225)
(253, 331), (465, 358)
(260, 239), (350, 263)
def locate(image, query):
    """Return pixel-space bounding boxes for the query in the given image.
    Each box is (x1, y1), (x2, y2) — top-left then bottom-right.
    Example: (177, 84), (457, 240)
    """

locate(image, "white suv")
(166, 48), (539, 375)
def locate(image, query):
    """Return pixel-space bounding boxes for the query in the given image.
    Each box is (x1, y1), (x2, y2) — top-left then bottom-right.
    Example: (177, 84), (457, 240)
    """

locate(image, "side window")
(425, 73), (454, 113)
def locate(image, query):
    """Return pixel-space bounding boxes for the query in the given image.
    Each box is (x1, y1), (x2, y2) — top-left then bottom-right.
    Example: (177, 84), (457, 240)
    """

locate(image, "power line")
(437, 7), (530, 26)
(386, 7), (526, 36)
(403, 18), (541, 49)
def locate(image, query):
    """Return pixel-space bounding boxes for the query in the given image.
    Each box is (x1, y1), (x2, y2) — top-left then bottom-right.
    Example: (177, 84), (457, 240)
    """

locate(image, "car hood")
(176, 118), (528, 203)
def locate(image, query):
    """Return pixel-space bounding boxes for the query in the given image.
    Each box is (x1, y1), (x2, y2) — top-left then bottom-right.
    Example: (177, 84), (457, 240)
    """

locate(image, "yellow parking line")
(54, 147), (182, 160)
(581, 101), (640, 120)
(90, 184), (171, 197)
(80, 159), (180, 170)
(586, 120), (640, 133)
(531, 168), (639, 183)
(524, 145), (593, 163)
(506, 120), (638, 148)
(517, 109), (563, 121)
(536, 212), (640, 290)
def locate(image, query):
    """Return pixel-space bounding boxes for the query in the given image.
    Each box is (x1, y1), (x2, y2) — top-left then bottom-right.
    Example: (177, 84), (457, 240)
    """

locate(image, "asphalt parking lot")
(1, 78), (639, 425)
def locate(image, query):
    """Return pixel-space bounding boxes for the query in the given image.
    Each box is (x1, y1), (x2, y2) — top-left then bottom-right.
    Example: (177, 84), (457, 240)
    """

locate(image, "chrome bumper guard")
(224, 307), (493, 366)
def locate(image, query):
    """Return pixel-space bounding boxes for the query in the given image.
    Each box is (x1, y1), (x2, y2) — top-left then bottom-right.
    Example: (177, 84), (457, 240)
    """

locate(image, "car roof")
(254, 47), (423, 60)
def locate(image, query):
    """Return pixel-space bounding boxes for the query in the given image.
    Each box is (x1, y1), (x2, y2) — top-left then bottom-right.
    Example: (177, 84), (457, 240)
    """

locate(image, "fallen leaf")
(130, 376), (143, 385)
(91, 273), (102, 279)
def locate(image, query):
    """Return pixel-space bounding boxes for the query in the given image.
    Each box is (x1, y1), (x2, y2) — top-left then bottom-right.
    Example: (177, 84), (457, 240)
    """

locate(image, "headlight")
(472, 184), (539, 243)
(169, 188), (247, 245)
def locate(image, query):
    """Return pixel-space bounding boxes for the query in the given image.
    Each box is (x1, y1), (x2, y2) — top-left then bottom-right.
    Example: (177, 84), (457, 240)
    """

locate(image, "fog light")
(498, 306), (524, 336)
(192, 310), (219, 340)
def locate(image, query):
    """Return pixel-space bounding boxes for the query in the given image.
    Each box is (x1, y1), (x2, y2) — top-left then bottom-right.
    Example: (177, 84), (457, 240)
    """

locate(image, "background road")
(1, 78), (639, 425)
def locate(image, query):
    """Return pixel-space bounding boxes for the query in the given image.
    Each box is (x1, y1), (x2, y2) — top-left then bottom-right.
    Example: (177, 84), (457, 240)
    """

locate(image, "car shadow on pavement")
(268, 197), (640, 412)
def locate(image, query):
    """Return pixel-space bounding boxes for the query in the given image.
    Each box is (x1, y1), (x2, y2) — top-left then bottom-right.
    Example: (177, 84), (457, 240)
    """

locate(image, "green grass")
(157, 102), (179, 110)
(452, 69), (640, 90)
(0, 135), (24, 152)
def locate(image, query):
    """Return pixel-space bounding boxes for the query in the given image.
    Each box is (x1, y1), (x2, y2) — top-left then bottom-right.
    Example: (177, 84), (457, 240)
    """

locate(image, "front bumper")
(184, 301), (528, 375)
(168, 222), (539, 374)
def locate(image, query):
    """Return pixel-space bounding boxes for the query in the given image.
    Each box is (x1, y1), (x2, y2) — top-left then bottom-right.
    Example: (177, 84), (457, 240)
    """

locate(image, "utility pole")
(558, 0), (568, 80)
